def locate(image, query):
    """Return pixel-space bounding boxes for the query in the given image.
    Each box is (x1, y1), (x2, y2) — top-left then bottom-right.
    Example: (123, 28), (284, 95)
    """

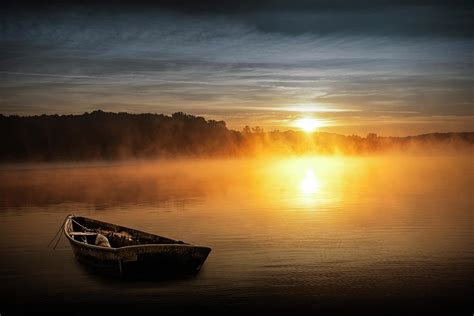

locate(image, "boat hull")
(64, 215), (211, 276)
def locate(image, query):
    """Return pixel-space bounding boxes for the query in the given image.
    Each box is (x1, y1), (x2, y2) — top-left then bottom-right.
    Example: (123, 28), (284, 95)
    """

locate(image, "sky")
(1, 0), (473, 135)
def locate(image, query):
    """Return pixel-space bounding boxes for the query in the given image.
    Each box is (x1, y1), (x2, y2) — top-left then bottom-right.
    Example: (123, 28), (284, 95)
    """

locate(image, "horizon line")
(2, 110), (473, 138)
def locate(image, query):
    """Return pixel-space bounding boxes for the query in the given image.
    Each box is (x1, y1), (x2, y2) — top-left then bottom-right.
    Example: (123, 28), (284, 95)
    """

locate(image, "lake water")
(0, 156), (472, 314)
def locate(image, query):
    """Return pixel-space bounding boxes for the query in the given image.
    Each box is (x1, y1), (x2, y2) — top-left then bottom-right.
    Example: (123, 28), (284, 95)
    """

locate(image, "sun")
(294, 118), (324, 133)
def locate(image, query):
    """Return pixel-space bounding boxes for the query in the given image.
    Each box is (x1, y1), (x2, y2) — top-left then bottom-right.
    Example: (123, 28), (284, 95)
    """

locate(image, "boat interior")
(67, 216), (186, 248)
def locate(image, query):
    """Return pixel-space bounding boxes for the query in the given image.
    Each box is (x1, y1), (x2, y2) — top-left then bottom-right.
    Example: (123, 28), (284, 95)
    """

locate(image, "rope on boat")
(47, 215), (69, 249)
(71, 218), (95, 232)
(48, 215), (96, 249)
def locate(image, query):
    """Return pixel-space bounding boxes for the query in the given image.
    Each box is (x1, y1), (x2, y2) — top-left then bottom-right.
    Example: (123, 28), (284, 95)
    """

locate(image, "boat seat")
(69, 232), (98, 236)
(69, 231), (111, 248)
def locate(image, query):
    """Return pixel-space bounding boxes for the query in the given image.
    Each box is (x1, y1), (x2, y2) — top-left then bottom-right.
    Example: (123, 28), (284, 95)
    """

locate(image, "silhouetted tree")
(0, 111), (472, 162)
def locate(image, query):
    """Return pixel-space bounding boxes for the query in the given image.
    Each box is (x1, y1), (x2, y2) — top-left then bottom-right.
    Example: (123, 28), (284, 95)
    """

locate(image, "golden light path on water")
(300, 167), (319, 195)
(254, 157), (345, 211)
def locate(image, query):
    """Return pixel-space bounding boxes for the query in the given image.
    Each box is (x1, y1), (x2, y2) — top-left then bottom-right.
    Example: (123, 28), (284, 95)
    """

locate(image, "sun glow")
(295, 118), (324, 133)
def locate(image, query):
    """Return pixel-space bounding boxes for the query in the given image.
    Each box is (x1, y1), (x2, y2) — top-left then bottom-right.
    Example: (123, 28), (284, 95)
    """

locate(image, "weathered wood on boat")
(64, 214), (211, 276)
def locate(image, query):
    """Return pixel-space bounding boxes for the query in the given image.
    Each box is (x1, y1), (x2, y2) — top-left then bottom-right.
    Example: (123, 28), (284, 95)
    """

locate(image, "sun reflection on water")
(261, 158), (330, 209)
(300, 167), (319, 194)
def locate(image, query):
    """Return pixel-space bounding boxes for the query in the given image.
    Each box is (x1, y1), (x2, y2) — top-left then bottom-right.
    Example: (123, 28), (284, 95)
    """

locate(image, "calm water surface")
(0, 156), (472, 314)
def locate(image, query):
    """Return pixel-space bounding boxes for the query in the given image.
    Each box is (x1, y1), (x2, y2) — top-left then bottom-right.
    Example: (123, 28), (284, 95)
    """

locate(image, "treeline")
(0, 111), (472, 161)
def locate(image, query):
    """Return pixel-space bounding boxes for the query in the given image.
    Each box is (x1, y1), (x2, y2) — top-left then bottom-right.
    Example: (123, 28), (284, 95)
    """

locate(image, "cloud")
(0, 4), (473, 135)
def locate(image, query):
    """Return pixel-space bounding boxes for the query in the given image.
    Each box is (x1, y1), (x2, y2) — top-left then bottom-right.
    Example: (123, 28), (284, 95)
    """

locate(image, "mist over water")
(0, 155), (472, 313)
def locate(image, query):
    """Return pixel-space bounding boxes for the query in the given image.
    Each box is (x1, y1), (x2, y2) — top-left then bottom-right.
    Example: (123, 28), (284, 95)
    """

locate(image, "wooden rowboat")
(64, 215), (211, 276)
